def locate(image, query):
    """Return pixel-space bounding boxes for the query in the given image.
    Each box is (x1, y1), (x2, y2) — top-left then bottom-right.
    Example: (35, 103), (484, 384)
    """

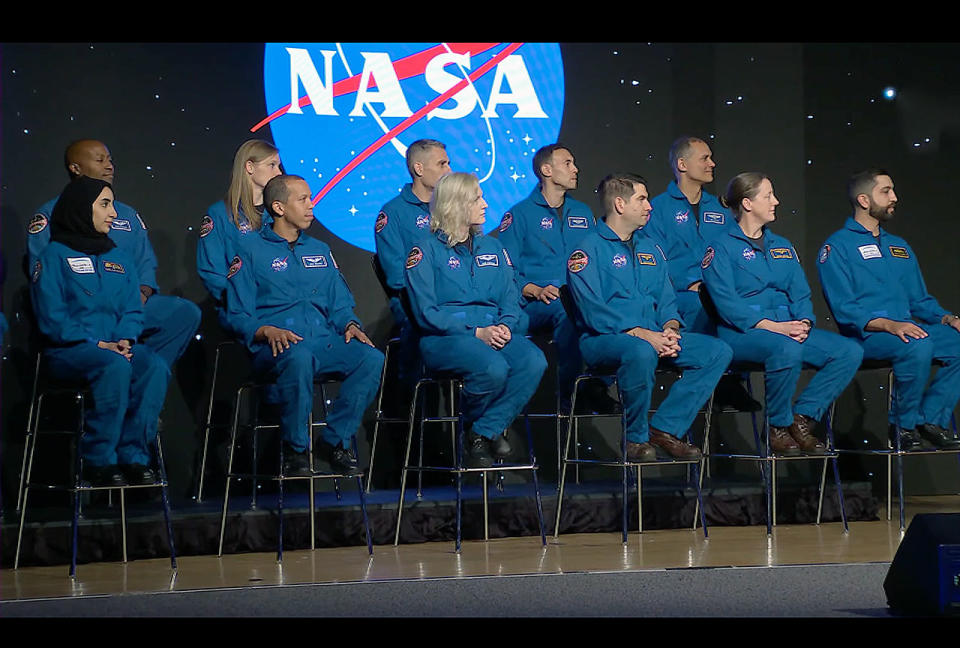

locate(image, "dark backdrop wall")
(2, 42), (958, 507)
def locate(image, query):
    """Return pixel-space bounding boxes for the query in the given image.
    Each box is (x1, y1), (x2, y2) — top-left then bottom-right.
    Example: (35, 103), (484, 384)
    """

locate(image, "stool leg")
(455, 416), (463, 553)
(309, 413), (316, 551)
(197, 343), (224, 503)
(277, 442), (285, 563)
(394, 382), (421, 546)
(693, 461), (708, 537)
(120, 487), (128, 563)
(70, 482), (81, 579)
(14, 392), (43, 570)
(636, 466), (643, 535)
(356, 475), (373, 555)
(156, 437), (178, 569)
(16, 353), (42, 512)
(523, 410), (546, 546)
(554, 378), (583, 537)
(366, 343), (391, 493)
(218, 386), (245, 556)
(482, 470), (489, 541)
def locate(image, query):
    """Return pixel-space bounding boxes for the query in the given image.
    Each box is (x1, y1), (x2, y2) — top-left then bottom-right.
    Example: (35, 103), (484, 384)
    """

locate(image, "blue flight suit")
(497, 186), (596, 399)
(701, 226), (863, 427)
(647, 181), (736, 333)
(404, 230), (547, 441)
(225, 225), (384, 452)
(30, 242), (170, 467)
(29, 197), (200, 369)
(373, 183), (432, 386)
(566, 220), (733, 444)
(818, 217), (960, 430)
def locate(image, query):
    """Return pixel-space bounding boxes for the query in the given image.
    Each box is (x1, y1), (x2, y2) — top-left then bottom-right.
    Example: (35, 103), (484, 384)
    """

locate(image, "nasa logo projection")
(261, 42), (565, 252)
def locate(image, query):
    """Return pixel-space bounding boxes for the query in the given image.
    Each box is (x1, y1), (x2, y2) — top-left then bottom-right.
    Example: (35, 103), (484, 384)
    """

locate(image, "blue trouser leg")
(418, 334), (547, 439)
(579, 334), (659, 443)
(253, 343), (316, 452)
(675, 290), (715, 335)
(650, 333), (733, 437)
(524, 298), (582, 399)
(718, 327), (805, 427)
(141, 295), (201, 369)
(790, 329), (863, 422)
(307, 337), (384, 446)
(863, 324), (960, 429)
(389, 296), (421, 388)
(117, 346), (171, 465)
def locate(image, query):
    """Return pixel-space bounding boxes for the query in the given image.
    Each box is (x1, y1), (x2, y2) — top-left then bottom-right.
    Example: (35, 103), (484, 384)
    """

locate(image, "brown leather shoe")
(649, 428), (702, 459)
(769, 425), (801, 456)
(790, 413), (827, 454)
(626, 441), (656, 462)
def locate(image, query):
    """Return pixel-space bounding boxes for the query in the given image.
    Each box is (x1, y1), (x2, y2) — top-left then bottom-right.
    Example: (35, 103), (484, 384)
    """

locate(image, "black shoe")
(282, 445), (312, 477)
(120, 463), (158, 486)
(80, 464), (128, 487)
(465, 432), (494, 468)
(326, 442), (362, 476)
(889, 424), (929, 451)
(491, 431), (512, 459)
(713, 375), (763, 413)
(916, 423), (960, 449)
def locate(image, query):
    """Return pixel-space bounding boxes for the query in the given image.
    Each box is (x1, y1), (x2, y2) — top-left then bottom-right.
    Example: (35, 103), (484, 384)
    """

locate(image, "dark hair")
(263, 174), (305, 217)
(406, 139), (446, 178)
(597, 172), (647, 214)
(532, 143), (572, 181)
(668, 136), (706, 177)
(847, 168), (890, 208)
(722, 172), (770, 217)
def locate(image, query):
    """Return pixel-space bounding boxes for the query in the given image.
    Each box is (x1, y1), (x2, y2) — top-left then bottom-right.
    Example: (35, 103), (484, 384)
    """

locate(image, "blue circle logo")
(261, 43), (565, 252)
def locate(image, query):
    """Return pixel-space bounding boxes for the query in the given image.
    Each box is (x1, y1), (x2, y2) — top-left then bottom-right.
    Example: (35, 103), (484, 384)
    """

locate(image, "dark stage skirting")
(3, 478), (878, 568)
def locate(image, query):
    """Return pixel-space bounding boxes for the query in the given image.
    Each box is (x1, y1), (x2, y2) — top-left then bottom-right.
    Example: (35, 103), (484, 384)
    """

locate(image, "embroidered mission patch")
(227, 255), (242, 279)
(199, 215), (214, 238)
(701, 247), (715, 269)
(568, 249), (588, 273)
(818, 244), (831, 264)
(498, 212), (513, 232)
(374, 211), (388, 233)
(28, 213), (48, 234)
(406, 246), (423, 269)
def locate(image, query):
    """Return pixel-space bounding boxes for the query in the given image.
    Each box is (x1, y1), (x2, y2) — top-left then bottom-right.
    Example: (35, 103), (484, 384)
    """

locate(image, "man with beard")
(818, 169), (960, 450)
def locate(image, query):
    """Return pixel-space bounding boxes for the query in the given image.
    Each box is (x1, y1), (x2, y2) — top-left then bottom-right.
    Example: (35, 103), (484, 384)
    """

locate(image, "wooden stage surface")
(2, 494), (957, 604)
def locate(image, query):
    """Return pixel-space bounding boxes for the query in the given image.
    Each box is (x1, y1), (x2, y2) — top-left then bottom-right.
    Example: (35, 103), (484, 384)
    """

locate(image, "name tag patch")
(103, 261), (125, 273)
(476, 254), (499, 268)
(858, 244), (882, 259)
(889, 246), (910, 259)
(703, 212), (725, 225)
(567, 216), (588, 229)
(67, 257), (95, 274)
(637, 252), (656, 266)
(302, 255), (328, 269)
(770, 247), (793, 259)
(110, 219), (132, 232)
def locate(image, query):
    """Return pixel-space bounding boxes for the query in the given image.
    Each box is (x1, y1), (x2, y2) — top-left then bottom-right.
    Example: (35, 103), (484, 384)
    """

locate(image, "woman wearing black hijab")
(30, 176), (171, 486)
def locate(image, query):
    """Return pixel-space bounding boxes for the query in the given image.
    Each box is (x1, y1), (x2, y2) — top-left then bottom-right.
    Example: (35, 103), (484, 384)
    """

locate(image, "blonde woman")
(404, 173), (546, 467)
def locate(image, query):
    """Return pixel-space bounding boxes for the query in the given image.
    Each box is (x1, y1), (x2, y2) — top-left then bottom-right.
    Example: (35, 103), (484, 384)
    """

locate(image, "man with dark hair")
(498, 143), (608, 411)
(566, 173), (731, 460)
(374, 139), (451, 393)
(226, 174), (385, 474)
(647, 136), (759, 412)
(819, 169), (960, 450)
(27, 139), (200, 370)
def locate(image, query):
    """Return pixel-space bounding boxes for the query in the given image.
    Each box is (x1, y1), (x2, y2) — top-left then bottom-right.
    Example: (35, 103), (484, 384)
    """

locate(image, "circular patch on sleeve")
(701, 246), (715, 269)
(567, 249), (589, 273)
(199, 214), (214, 238)
(405, 246), (423, 269)
(227, 255), (243, 279)
(818, 244), (831, 264)
(28, 213), (48, 235)
(498, 212), (513, 232)
(374, 211), (388, 233)
(31, 260), (42, 283)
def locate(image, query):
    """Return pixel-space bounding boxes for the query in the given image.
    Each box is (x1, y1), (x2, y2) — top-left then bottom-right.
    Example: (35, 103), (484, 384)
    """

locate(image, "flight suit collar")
(727, 223), (766, 251)
(597, 218), (642, 244)
(843, 216), (883, 237)
(401, 183), (428, 208)
(261, 223), (307, 247)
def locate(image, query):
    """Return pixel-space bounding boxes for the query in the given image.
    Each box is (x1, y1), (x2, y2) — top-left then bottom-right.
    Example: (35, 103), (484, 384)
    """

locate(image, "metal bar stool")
(834, 359), (960, 529)
(15, 352), (42, 512)
(217, 377), (374, 561)
(698, 364), (849, 535)
(195, 339), (243, 503)
(393, 371), (546, 552)
(365, 336), (405, 493)
(15, 380), (177, 578)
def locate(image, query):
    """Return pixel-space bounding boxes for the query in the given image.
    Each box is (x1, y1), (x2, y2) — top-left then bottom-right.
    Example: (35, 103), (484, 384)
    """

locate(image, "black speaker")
(884, 513), (960, 615)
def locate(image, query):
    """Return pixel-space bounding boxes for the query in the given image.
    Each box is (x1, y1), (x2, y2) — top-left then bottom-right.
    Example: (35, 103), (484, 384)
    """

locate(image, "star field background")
(2, 42), (959, 508)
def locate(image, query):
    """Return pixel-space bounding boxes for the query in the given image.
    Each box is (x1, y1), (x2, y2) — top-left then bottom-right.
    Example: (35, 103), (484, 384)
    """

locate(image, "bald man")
(27, 139), (200, 369)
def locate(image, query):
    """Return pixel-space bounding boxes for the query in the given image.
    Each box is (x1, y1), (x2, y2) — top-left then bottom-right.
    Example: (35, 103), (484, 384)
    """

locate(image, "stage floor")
(2, 494), (956, 606)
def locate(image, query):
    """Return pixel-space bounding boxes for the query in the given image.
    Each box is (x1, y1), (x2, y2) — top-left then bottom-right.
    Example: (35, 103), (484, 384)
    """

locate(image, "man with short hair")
(818, 169), (960, 450)
(27, 139), (200, 370)
(647, 136), (759, 412)
(226, 175), (385, 475)
(566, 173), (732, 461)
(374, 139), (451, 391)
(498, 143), (605, 411)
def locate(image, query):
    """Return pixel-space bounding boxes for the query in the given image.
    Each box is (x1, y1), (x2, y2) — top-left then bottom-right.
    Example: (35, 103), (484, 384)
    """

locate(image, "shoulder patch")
(637, 252), (657, 266)
(374, 211), (388, 233)
(702, 212), (725, 225)
(227, 255), (242, 279)
(701, 247), (715, 269)
(135, 213), (148, 230)
(103, 261), (125, 273)
(28, 213), (48, 235)
(31, 260), (42, 283)
(568, 249), (589, 273)
(567, 215), (589, 229)
(498, 212), (513, 233)
(110, 219), (132, 232)
(476, 253), (500, 268)
(889, 246), (910, 259)
(770, 247), (793, 260)
(302, 255), (328, 269)
(406, 246), (423, 269)
(818, 244), (831, 264)
(67, 257), (95, 274)
(199, 214), (214, 238)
